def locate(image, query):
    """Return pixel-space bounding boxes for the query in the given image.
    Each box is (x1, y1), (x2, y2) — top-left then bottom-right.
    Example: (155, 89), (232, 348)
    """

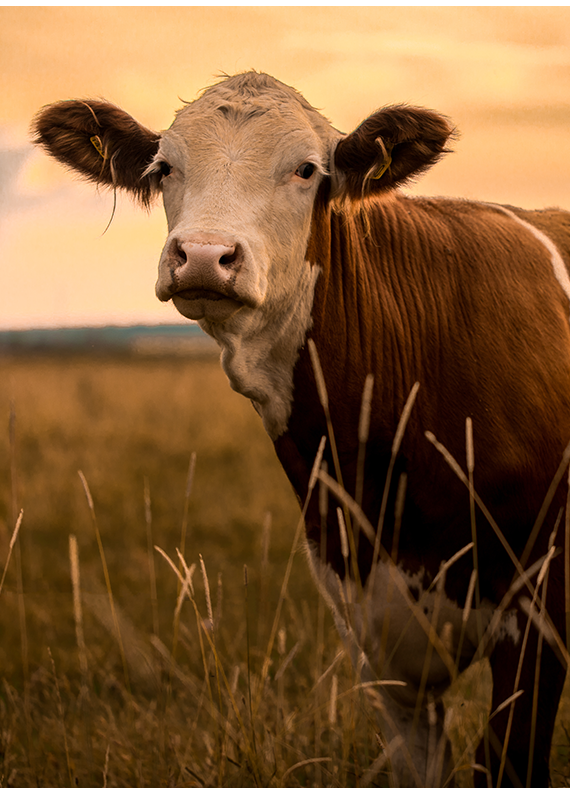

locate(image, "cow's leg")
(473, 607), (566, 788)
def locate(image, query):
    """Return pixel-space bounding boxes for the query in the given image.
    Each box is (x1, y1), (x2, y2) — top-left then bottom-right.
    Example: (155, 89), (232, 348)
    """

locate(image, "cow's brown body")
(33, 72), (570, 787)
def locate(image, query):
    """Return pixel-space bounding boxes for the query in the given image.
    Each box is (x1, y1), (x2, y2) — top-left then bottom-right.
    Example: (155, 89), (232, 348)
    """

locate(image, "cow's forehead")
(180, 71), (322, 116)
(168, 71), (340, 152)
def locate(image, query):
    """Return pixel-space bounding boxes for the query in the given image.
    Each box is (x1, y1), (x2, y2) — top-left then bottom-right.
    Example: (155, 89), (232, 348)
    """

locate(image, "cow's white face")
(150, 101), (333, 331)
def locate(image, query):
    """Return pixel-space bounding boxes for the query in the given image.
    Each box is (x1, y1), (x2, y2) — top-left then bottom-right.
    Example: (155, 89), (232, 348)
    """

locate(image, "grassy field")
(0, 353), (568, 787)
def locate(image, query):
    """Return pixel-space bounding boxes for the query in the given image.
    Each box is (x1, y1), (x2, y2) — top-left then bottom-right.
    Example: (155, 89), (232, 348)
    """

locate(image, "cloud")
(285, 26), (570, 123)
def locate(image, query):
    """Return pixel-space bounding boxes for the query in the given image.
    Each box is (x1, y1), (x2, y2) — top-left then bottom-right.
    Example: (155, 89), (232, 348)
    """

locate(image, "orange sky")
(1, 6), (570, 329)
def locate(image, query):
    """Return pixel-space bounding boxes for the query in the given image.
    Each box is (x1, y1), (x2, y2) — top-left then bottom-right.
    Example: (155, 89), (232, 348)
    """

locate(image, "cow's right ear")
(32, 100), (161, 206)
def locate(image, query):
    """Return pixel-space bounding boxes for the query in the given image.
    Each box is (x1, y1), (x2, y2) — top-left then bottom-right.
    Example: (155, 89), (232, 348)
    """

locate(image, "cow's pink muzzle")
(156, 232), (254, 322)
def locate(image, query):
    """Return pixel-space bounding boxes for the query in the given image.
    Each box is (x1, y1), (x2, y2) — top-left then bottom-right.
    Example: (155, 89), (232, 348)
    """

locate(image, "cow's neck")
(201, 253), (321, 440)
(300, 191), (424, 451)
(274, 192), (436, 580)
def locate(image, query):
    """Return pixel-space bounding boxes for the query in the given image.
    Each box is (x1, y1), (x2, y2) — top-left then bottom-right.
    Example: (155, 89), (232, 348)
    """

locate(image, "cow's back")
(515, 206), (570, 266)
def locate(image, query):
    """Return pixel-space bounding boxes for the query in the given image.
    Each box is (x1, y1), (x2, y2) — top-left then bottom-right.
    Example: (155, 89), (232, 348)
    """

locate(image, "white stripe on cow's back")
(487, 202), (570, 308)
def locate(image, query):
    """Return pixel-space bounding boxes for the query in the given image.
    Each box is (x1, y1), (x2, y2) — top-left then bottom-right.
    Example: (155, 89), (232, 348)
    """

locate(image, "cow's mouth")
(171, 288), (244, 322)
(175, 288), (226, 301)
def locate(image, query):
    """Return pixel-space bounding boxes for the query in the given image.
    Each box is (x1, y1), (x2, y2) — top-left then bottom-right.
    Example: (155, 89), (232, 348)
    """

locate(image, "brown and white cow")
(33, 72), (570, 787)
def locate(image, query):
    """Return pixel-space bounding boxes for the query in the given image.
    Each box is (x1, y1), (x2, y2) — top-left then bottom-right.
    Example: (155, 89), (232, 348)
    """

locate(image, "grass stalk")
(368, 382), (420, 603)
(154, 545), (195, 683)
(78, 469), (131, 696)
(68, 534), (89, 685)
(426, 433), (542, 608)
(520, 439), (570, 568)
(202, 554), (224, 787)
(254, 435), (326, 716)
(565, 465), (570, 656)
(308, 340), (361, 589)
(527, 522), (559, 787)
(48, 647), (74, 788)
(377, 473), (406, 678)
(0, 508), (23, 597)
(258, 511), (272, 645)
(180, 452), (197, 564)
(143, 477), (159, 640)
(496, 544), (556, 788)
(243, 564), (258, 763)
(9, 402), (32, 774)
(355, 373), (375, 511)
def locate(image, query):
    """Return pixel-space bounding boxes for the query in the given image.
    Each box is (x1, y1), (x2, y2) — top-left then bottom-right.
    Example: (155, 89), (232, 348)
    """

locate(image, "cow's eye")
(295, 162), (315, 180)
(159, 161), (172, 178)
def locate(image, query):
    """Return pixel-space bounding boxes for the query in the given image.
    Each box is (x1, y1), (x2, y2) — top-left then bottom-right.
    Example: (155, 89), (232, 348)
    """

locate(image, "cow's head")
(32, 72), (453, 332)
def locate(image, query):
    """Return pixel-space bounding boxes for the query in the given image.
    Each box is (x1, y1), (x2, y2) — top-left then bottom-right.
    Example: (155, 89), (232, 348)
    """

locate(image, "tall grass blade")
(317, 469), (375, 544)
(274, 640), (302, 682)
(155, 546), (196, 674)
(200, 554), (214, 631)
(143, 477), (159, 639)
(9, 402), (32, 768)
(566, 466), (570, 655)
(281, 757), (332, 784)
(78, 469), (131, 695)
(425, 432), (547, 606)
(329, 673), (338, 725)
(356, 373), (375, 508)
(0, 508), (23, 597)
(496, 544), (556, 788)
(68, 534), (89, 684)
(311, 649), (346, 693)
(464, 417), (490, 788)
(48, 647), (74, 788)
(102, 743), (110, 788)
(371, 382), (420, 590)
(258, 511), (272, 644)
(488, 690), (525, 721)
(255, 436), (327, 715)
(520, 438), (570, 568)
(243, 564), (257, 761)
(308, 340), (358, 581)
(180, 452), (197, 562)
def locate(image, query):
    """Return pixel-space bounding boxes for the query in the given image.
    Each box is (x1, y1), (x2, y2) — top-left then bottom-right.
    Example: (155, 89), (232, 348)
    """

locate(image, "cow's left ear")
(332, 105), (455, 201)
(32, 99), (161, 207)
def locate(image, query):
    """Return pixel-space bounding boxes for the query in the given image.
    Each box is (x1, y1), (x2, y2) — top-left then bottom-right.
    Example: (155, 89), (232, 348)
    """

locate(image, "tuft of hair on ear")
(31, 99), (161, 207)
(333, 104), (456, 203)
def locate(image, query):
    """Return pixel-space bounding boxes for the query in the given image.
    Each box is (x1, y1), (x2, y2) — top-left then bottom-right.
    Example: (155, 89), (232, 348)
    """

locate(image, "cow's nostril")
(220, 250), (238, 266)
(174, 241), (188, 268)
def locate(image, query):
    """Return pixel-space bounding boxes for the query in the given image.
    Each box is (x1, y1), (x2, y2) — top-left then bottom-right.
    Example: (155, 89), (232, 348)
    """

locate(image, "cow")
(32, 71), (570, 787)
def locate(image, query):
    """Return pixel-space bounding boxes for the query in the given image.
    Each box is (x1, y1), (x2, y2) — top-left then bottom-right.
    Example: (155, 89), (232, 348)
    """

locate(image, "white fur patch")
(497, 608), (521, 647)
(203, 262), (320, 439)
(487, 203), (570, 307)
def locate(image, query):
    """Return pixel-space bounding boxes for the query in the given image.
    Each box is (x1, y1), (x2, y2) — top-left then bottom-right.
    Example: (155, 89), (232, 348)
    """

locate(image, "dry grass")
(0, 353), (386, 787)
(0, 353), (568, 787)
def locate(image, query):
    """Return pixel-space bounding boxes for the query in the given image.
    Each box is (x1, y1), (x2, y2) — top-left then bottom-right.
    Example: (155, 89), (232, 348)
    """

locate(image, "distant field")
(0, 324), (218, 355)
(0, 353), (568, 786)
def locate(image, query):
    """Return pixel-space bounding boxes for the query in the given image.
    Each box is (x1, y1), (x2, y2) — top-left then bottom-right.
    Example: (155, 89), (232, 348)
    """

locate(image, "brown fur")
(278, 189), (570, 788)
